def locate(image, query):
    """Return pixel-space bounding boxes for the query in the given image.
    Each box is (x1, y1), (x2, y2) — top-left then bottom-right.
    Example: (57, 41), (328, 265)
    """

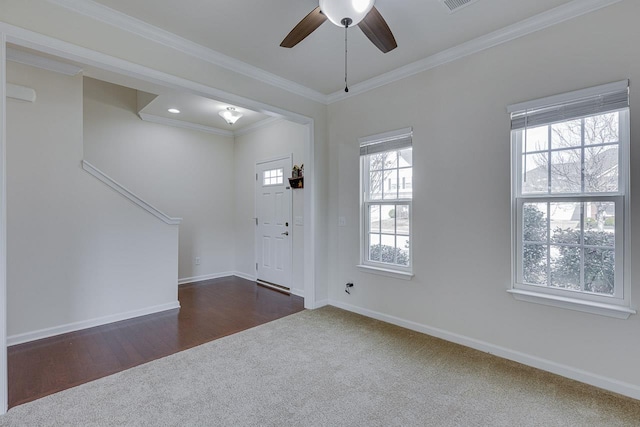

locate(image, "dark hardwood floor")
(8, 276), (305, 408)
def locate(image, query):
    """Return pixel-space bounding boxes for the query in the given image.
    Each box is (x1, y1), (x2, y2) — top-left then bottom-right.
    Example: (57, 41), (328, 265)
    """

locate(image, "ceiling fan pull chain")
(344, 22), (349, 93)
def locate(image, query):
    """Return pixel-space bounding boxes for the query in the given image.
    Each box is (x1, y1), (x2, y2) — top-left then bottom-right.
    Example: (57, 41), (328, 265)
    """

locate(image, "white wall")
(0, 0), (330, 307)
(327, 1), (640, 396)
(234, 120), (307, 296)
(6, 62), (179, 339)
(83, 78), (236, 282)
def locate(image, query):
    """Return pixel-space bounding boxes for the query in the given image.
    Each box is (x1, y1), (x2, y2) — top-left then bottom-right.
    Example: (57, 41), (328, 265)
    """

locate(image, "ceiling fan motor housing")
(319, 0), (375, 27)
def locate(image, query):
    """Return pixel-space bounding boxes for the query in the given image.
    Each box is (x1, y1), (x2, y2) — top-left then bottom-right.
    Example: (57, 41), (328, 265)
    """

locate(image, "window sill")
(357, 265), (414, 281)
(507, 289), (636, 319)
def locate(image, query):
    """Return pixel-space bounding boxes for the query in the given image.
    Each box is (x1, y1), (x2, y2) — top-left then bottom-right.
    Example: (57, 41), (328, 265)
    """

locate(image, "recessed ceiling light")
(168, 108), (180, 114)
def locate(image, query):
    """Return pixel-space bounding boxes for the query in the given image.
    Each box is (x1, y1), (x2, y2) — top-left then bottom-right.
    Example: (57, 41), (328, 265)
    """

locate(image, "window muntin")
(360, 129), (413, 273)
(511, 82), (629, 306)
(263, 168), (283, 186)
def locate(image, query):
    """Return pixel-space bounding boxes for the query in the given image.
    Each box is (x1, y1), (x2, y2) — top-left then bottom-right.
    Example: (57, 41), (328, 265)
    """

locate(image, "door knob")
(281, 231), (289, 236)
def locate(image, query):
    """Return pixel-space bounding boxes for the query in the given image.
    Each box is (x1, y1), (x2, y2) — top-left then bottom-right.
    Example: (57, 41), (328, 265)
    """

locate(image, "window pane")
(396, 205), (410, 236)
(383, 170), (398, 200)
(584, 249), (615, 295)
(396, 236), (410, 266)
(584, 202), (615, 247)
(585, 146), (618, 193)
(585, 113), (619, 145)
(551, 119), (582, 149)
(523, 203), (547, 243)
(523, 244), (547, 285)
(369, 234), (381, 262)
(524, 125), (548, 153)
(398, 168), (412, 199)
(263, 168), (283, 186)
(399, 149), (412, 167)
(369, 205), (380, 233)
(550, 245), (581, 291)
(550, 149), (581, 193)
(384, 151), (398, 169)
(380, 207), (395, 234)
(369, 153), (385, 171)
(550, 202), (580, 245)
(380, 234), (396, 264)
(369, 171), (383, 200)
(522, 153), (548, 194)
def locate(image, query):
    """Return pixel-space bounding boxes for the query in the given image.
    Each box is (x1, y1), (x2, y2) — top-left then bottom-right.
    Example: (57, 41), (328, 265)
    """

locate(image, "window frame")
(358, 128), (414, 278)
(509, 83), (633, 318)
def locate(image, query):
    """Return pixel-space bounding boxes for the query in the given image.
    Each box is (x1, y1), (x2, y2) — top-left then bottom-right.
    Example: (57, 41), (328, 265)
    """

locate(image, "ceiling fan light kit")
(280, 0), (397, 93)
(319, 0), (375, 27)
(280, 1), (396, 53)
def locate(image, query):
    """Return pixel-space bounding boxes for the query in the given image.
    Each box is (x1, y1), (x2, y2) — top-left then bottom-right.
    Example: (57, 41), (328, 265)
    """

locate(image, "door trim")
(0, 32), (8, 414)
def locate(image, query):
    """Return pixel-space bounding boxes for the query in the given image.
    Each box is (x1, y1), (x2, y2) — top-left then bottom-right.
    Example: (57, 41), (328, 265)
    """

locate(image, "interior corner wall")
(326, 1), (640, 393)
(83, 77), (236, 282)
(234, 120), (307, 296)
(6, 62), (178, 338)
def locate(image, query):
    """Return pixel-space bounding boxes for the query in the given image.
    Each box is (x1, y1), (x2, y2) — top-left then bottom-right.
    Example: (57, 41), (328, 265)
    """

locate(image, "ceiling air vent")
(440, 0), (479, 14)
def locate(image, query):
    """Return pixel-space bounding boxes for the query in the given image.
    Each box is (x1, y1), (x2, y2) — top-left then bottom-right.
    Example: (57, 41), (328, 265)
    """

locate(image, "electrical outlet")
(195, 257), (201, 265)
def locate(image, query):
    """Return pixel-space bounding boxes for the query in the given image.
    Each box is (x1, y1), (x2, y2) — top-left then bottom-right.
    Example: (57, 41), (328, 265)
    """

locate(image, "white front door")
(255, 157), (292, 289)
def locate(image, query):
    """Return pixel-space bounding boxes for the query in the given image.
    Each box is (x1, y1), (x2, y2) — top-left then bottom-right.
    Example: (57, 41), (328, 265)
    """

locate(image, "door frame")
(0, 21), (320, 414)
(0, 32), (7, 414)
(255, 154), (293, 291)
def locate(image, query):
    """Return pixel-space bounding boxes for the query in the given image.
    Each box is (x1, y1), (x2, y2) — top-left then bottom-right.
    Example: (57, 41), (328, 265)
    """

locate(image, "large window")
(359, 128), (413, 277)
(509, 81), (633, 318)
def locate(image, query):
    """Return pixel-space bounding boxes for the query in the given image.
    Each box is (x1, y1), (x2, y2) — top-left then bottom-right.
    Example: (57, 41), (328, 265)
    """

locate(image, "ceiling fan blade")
(358, 6), (397, 53)
(280, 7), (328, 48)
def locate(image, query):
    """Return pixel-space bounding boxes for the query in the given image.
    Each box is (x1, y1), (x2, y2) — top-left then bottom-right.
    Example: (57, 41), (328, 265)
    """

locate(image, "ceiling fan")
(280, 0), (397, 54)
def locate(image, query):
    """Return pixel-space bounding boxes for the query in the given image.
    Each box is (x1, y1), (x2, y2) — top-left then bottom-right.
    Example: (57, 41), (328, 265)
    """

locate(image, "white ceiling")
(90, 0), (576, 94)
(139, 92), (272, 133)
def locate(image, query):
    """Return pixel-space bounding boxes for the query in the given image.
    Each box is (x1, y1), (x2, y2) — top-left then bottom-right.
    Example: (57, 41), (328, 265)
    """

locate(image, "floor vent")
(440, 0), (479, 13)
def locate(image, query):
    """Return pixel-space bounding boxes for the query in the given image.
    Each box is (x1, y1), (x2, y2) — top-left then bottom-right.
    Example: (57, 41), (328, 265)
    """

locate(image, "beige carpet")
(2, 307), (639, 426)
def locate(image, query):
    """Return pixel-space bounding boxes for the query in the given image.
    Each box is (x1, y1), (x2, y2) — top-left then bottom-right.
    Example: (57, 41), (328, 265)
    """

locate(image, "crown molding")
(6, 47), (83, 76)
(45, 0), (622, 106)
(46, 0), (328, 104)
(233, 117), (280, 137)
(327, 0), (624, 103)
(138, 112), (234, 137)
(0, 22), (314, 127)
(139, 112), (282, 138)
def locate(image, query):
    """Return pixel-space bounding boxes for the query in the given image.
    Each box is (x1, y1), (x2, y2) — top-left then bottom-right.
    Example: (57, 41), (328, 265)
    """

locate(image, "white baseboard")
(232, 271), (257, 282)
(8, 301), (181, 346)
(314, 299), (329, 309)
(178, 272), (236, 285)
(328, 299), (640, 401)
